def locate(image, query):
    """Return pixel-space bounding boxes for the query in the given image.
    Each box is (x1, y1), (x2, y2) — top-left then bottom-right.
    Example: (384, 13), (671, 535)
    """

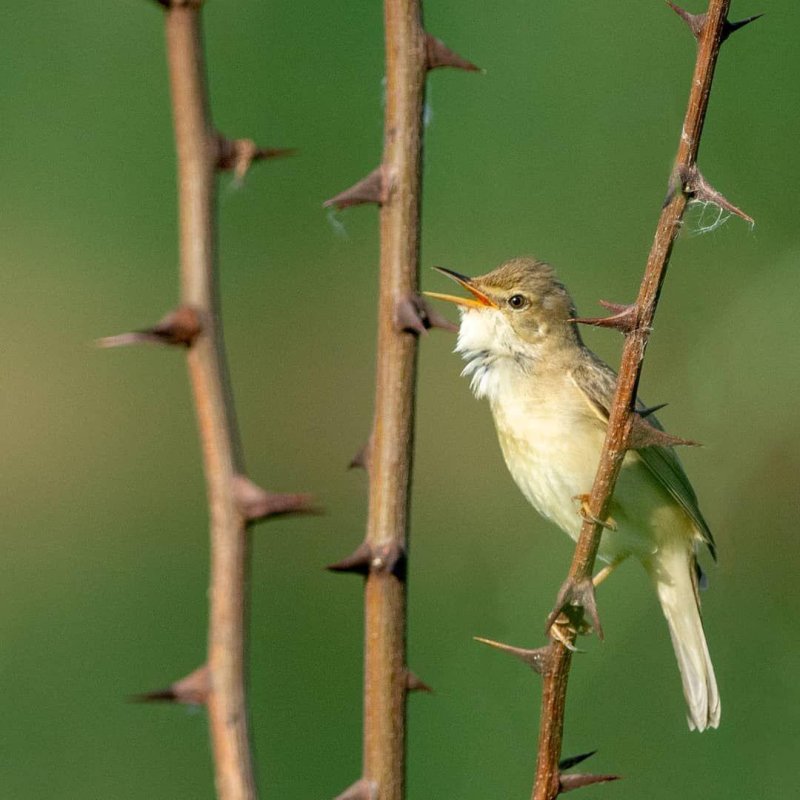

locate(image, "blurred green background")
(2, 1), (798, 797)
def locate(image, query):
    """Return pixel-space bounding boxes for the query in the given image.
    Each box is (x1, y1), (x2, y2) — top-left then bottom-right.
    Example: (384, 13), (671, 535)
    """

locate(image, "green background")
(2, 1), (798, 797)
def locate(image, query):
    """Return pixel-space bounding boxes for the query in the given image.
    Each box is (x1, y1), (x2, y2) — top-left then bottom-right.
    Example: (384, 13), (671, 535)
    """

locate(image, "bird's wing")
(570, 351), (716, 560)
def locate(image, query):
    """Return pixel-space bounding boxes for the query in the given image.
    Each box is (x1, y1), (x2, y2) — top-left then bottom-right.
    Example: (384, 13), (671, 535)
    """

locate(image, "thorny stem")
(362, 3), (427, 799)
(164, 4), (256, 799)
(533, 2), (739, 798)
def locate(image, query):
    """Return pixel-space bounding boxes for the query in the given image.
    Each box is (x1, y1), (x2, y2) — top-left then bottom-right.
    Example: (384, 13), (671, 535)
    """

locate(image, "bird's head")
(425, 257), (581, 361)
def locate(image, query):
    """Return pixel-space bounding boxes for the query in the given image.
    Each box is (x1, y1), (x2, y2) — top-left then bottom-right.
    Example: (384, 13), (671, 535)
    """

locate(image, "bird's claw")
(573, 494), (617, 531)
(545, 576), (604, 641)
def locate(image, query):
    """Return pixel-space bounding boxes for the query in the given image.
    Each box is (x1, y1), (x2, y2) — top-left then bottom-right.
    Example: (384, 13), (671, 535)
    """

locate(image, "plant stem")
(533, 2), (739, 797)
(164, 4), (256, 799)
(361, 2), (427, 797)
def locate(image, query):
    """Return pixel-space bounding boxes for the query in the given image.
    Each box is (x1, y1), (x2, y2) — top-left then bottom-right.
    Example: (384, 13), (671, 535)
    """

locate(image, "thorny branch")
(103, 2), (310, 798)
(325, 4), (476, 800)
(528, 2), (757, 798)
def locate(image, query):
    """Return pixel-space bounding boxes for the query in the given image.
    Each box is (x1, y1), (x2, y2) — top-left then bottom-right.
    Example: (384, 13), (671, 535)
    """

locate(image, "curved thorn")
(327, 541), (373, 575)
(560, 773), (621, 793)
(97, 305), (202, 349)
(425, 33), (481, 72)
(323, 167), (384, 210)
(406, 670), (433, 693)
(232, 475), (316, 522)
(559, 751), (598, 771)
(474, 636), (552, 675)
(131, 664), (209, 706)
(628, 413), (700, 449)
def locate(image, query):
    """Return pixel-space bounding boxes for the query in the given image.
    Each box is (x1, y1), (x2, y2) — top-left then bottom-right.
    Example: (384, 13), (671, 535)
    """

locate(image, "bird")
(425, 256), (720, 731)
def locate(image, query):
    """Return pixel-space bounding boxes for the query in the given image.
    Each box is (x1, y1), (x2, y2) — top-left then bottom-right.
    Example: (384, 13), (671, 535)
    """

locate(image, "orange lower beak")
(423, 267), (498, 309)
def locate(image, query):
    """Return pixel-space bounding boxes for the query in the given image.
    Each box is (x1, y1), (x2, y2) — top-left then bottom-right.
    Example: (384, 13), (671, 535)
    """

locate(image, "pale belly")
(491, 393), (689, 564)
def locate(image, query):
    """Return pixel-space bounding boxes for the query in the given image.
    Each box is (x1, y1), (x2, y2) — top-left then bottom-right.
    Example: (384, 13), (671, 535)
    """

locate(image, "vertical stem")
(532, 1), (738, 797)
(362, 2), (427, 798)
(164, 4), (256, 799)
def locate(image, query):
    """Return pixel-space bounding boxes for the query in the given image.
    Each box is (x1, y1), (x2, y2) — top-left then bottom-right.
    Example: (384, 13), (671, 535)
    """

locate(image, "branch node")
(216, 134), (295, 183)
(332, 778), (378, 800)
(681, 165), (754, 225)
(474, 636), (552, 676)
(232, 475), (316, 523)
(96, 305), (202, 349)
(405, 670), (433, 694)
(570, 301), (638, 335)
(371, 541), (407, 579)
(323, 167), (385, 210)
(424, 33), (481, 73)
(130, 663), (209, 706)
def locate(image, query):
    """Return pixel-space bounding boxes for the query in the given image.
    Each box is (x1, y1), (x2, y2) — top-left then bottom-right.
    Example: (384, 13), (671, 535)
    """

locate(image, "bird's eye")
(508, 294), (526, 309)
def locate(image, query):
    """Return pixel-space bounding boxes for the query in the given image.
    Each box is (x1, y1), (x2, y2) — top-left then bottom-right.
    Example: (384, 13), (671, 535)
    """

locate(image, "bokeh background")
(2, 1), (798, 797)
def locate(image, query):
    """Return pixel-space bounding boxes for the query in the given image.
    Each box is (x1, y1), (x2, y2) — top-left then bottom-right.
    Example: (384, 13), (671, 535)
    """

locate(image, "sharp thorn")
(637, 402), (668, 418)
(327, 541), (373, 575)
(570, 301), (638, 334)
(628, 413), (700, 450)
(406, 670), (433, 694)
(559, 773), (621, 793)
(425, 33), (481, 73)
(395, 294), (429, 336)
(348, 439), (372, 471)
(395, 293), (458, 335)
(97, 305), (202, 349)
(666, 2), (706, 39)
(332, 778), (378, 800)
(216, 134), (296, 183)
(232, 475), (317, 522)
(682, 165), (754, 225)
(559, 751), (598, 771)
(130, 664), (209, 706)
(473, 636), (551, 676)
(323, 167), (384, 210)
(722, 13), (764, 41)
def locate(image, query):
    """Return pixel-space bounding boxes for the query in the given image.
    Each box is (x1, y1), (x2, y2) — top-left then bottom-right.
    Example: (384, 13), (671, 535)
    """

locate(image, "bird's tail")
(649, 546), (720, 731)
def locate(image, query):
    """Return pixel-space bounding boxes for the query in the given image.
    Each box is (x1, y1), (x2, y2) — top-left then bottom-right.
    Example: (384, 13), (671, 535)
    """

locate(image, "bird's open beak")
(423, 267), (498, 310)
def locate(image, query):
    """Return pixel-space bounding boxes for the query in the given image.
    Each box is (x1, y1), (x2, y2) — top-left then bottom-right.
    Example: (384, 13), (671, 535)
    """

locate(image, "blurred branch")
(325, 3), (477, 799)
(530, 2), (755, 798)
(101, 1), (310, 797)
(162, 4), (257, 798)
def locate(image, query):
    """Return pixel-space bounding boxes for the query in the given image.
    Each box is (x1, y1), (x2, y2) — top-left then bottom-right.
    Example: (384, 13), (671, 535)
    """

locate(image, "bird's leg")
(593, 558), (623, 588)
(572, 493), (617, 531)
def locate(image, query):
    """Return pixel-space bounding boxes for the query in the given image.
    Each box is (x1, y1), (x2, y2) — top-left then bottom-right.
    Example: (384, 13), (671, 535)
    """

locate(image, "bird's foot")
(545, 576), (603, 641)
(572, 494), (617, 531)
(548, 612), (580, 651)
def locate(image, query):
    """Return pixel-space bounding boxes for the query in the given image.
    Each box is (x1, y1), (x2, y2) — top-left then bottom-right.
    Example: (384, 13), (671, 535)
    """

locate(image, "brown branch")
(360, 4), (427, 797)
(326, 5), (477, 800)
(162, 4), (258, 798)
(531, 2), (755, 798)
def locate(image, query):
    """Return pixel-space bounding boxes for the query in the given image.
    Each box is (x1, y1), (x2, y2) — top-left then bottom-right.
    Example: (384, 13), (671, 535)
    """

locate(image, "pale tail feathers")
(649, 548), (721, 731)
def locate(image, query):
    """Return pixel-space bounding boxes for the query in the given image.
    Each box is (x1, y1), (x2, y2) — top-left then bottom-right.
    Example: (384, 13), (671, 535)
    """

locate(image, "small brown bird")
(426, 256), (720, 731)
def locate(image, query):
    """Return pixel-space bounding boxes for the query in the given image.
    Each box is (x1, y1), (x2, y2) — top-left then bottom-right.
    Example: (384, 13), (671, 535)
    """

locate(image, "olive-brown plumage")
(427, 256), (719, 731)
